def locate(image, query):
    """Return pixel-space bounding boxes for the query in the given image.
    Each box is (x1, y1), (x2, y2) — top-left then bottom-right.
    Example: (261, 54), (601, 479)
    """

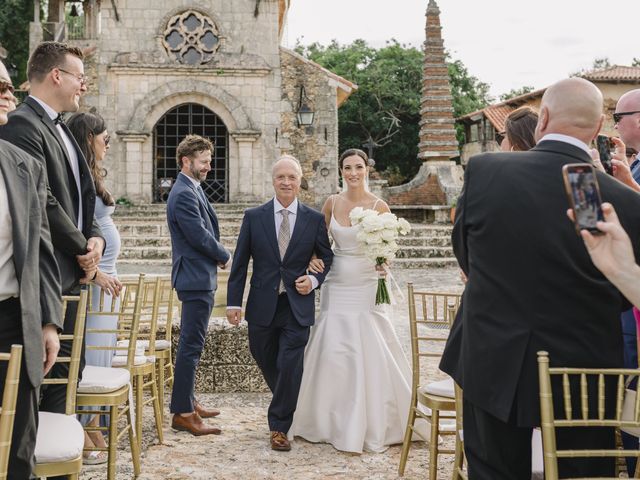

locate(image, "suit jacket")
(0, 140), (63, 387)
(0, 96), (102, 294)
(440, 140), (640, 427)
(227, 199), (334, 327)
(167, 173), (230, 292)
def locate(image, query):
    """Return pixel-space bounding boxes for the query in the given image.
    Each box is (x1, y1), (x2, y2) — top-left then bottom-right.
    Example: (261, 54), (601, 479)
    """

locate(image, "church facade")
(29, 0), (355, 205)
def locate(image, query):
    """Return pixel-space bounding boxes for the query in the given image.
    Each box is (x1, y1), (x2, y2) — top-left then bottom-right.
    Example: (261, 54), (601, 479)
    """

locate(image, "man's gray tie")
(278, 209), (290, 293)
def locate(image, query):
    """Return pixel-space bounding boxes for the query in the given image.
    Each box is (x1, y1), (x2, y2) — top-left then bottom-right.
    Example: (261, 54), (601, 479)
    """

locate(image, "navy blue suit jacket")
(167, 173), (230, 292)
(227, 199), (333, 327)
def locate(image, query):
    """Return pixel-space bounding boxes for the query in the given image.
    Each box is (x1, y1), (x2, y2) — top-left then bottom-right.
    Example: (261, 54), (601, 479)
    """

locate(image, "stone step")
(118, 233), (453, 248)
(395, 246), (453, 259)
(114, 221), (453, 238)
(117, 257), (459, 269)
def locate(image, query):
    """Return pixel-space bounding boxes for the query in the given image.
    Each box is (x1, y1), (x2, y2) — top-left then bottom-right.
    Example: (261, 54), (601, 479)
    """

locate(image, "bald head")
(535, 78), (604, 145)
(271, 155), (302, 179)
(615, 89), (640, 151)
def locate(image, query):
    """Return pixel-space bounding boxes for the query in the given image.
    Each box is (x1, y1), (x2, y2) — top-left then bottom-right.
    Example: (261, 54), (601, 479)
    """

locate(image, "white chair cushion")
(117, 339), (171, 350)
(531, 428), (544, 477)
(111, 355), (151, 367)
(114, 344), (145, 357)
(78, 365), (130, 393)
(421, 377), (455, 398)
(35, 412), (84, 463)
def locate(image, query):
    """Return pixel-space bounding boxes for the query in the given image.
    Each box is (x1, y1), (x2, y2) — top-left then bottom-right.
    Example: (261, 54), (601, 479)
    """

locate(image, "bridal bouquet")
(349, 207), (411, 304)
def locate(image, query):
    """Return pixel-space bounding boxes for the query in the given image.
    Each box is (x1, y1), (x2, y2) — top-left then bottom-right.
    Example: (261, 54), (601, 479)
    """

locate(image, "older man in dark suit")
(0, 41), (104, 417)
(440, 78), (640, 479)
(226, 155), (333, 452)
(0, 60), (62, 480)
(167, 134), (231, 436)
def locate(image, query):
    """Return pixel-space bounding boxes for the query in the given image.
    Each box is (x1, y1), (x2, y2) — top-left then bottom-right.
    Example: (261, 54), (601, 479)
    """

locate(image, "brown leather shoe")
(171, 413), (221, 436)
(270, 431), (291, 451)
(194, 400), (220, 418)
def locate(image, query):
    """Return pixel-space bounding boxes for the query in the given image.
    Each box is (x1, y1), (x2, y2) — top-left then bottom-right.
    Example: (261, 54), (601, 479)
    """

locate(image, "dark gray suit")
(0, 139), (62, 479)
(0, 95), (102, 414)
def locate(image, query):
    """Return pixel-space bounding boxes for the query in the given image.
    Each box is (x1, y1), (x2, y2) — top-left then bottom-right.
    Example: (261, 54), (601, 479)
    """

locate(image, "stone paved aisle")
(83, 267), (463, 479)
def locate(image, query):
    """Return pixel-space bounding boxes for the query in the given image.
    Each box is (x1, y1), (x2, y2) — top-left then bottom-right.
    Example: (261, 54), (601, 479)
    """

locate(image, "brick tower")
(384, 0), (463, 214)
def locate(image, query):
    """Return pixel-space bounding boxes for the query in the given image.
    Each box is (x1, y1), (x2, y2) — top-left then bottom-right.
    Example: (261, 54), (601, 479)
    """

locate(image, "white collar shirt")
(273, 197), (298, 239)
(0, 167), (19, 301)
(538, 133), (591, 155)
(29, 95), (83, 231)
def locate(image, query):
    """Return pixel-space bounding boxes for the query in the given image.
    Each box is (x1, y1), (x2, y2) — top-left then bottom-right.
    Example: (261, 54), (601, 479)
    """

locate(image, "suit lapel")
(25, 97), (74, 169)
(0, 153), (29, 283)
(260, 200), (281, 261)
(283, 202), (310, 262)
(180, 174), (219, 237)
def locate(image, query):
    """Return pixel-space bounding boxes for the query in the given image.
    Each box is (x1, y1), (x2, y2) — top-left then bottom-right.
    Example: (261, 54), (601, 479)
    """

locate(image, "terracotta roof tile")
(580, 65), (640, 82)
(484, 105), (514, 132)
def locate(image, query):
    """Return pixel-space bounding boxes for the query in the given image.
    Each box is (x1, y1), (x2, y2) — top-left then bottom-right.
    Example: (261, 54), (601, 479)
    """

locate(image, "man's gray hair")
(272, 154), (303, 178)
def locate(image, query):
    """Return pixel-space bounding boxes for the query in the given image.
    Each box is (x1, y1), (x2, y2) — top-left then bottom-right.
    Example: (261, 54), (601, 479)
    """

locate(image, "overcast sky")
(284, 0), (640, 99)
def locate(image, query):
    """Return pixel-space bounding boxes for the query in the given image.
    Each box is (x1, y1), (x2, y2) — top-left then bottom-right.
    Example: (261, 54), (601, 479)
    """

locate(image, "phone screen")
(562, 164), (604, 233)
(596, 135), (613, 175)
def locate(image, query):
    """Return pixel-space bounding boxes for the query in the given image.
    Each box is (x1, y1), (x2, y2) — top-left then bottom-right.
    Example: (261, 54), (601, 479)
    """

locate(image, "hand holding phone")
(562, 163), (604, 234)
(596, 135), (614, 175)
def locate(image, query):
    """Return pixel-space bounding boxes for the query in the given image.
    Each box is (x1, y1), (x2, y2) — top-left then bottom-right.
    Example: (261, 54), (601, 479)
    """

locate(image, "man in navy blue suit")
(226, 155), (333, 451)
(167, 134), (231, 436)
(613, 88), (640, 474)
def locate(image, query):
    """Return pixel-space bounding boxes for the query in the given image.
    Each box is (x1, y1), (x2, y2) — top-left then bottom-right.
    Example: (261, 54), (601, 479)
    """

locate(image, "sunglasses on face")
(104, 135), (110, 146)
(613, 111), (640, 124)
(0, 80), (15, 95)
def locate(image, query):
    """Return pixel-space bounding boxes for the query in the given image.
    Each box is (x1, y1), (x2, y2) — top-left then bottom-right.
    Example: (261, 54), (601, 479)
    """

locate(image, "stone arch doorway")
(153, 103), (229, 203)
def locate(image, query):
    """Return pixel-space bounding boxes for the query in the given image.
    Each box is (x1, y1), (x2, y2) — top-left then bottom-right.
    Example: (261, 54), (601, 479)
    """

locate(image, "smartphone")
(596, 134), (614, 175)
(562, 163), (604, 234)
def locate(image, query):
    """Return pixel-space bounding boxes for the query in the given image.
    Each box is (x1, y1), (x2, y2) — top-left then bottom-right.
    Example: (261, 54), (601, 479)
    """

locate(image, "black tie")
(54, 113), (64, 125)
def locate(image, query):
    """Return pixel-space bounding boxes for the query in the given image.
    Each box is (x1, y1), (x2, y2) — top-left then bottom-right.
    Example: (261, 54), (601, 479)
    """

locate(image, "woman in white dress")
(289, 148), (423, 453)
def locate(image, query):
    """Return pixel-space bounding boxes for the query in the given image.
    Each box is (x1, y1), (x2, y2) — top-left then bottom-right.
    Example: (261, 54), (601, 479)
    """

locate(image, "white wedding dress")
(289, 208), (424, 453)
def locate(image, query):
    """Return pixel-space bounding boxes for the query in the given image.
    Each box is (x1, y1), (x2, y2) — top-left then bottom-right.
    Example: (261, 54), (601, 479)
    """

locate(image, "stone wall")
(278, 49), (339, 208)
(172, 318), (268, 393)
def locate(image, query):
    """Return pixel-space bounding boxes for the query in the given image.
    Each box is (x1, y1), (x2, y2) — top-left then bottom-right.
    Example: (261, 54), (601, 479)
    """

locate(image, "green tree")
(0, 0), (34, 83)
(499, 86), (535, 101)
(632, 57), (640, 67)
(296, 40), (492, 184)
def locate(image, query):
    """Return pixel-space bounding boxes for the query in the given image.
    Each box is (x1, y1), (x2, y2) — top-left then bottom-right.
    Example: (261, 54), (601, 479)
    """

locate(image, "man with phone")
(612, 88), (640, 474)
(440, 77), (640, 479)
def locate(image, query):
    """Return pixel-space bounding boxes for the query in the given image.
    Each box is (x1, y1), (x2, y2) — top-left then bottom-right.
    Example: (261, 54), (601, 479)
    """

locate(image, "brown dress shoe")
(172, 413), (221, 436)
(270, 431), (291, 451)
(194, 400), (220, 418)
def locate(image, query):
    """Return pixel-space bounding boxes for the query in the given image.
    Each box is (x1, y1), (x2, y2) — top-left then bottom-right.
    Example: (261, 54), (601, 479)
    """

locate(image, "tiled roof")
(483, 105), (514, 132)
(580, 65), (640, 82)
(456, 87), (546, 130)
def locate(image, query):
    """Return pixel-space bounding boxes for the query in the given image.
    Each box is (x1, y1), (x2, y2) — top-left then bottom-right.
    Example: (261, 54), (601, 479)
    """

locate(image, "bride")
(288, 148), (423, 453)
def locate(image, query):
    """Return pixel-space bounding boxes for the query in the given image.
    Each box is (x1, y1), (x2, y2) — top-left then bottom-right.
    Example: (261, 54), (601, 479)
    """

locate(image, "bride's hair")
(338, 148), (375, 169)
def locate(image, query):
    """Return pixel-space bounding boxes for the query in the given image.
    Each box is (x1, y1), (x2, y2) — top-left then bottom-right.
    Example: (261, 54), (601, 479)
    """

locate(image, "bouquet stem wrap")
(376, 257), (391, 305)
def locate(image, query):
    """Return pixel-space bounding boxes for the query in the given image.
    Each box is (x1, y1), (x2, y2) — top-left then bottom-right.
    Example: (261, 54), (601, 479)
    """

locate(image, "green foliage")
(0, 0), (33, 83)
(115, 197), (134, 207)
(499, 86), (535, 102)
(632, 58), (640, 67)
(297, 39), (492, 184)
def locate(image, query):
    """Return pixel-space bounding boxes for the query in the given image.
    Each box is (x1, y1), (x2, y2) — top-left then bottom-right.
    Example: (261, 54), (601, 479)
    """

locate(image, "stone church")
(28, 0), (356, 205)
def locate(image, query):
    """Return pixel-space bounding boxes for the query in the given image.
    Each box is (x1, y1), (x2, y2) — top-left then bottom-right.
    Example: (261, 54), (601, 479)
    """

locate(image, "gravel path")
(82, 266), (464, 479)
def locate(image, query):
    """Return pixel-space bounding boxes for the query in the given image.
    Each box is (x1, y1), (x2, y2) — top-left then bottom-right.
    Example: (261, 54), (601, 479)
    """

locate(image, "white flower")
(398, 218), (411, 235)
(349, 207), (366, 224)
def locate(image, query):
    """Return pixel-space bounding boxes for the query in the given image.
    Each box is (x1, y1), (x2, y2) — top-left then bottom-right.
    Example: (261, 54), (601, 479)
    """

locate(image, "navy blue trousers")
(170, 290), (214, 414)
(248, 294), (309, 433)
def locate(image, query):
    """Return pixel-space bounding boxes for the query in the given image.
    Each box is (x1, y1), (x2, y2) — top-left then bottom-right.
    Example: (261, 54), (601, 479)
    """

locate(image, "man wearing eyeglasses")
(0, 59), (63, 480)
(0, 42), (104, 424)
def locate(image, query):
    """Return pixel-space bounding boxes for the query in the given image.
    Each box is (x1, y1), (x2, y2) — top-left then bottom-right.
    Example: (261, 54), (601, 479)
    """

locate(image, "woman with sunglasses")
(66, 111), (122, 465)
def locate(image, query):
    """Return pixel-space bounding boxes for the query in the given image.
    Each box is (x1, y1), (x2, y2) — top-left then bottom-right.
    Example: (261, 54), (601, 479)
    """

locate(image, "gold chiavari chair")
(0, 344), (22, 480)
(33, 291), (88, 479)
(115, 274), (163, 448)
(75, 277), (143, 480)
(398, 284), (461, 480)
(148, 276), (177, 422)
(538, 350), (640, 479)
